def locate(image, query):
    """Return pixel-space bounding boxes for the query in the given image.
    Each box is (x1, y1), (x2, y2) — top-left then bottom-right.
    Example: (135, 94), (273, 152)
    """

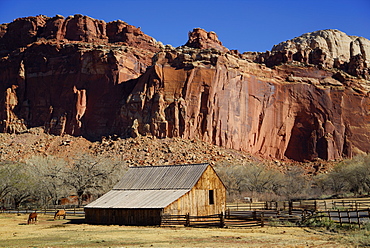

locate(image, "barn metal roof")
(85, 163), (210, 209)
(84, 189), (189, 209)
(113, 163), (209, 190)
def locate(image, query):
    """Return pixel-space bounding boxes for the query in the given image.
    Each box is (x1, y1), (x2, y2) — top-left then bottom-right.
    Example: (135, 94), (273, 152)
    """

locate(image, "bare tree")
(274, 167), (310, 200)
(215, 161), (285, 201)
(0, 161), (20, 204)
(0, 161), (39, 209)
(240, 163), (280, 194)
(325, 155), (370, 196)
(25, 155), (69, 207)
(214, 161), (242, 200)
(61, 155), (126, 206)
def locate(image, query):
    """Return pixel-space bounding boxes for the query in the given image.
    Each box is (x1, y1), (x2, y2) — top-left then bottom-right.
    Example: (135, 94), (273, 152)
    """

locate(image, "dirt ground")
(0, 213), (360, 248)
(0, 131), (332, 174)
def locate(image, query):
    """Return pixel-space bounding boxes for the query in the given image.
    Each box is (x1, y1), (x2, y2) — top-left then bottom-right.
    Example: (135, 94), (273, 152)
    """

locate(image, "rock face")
(1, 15), (370, 162)
(185, 28), (229, 53)
(0, 14), (160, 52)
(244, 29), (370, 79)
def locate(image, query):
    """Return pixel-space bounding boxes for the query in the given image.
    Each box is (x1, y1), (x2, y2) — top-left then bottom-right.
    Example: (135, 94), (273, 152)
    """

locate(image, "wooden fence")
(161, 207), (370, 228)
(161, 210), (307, 228)
(313, 209), (370, 227)
(161, 214), (226, 227)
(0, 206), (84, 215)
(227, 198), (370, 213)
(162, 213), (250, 228)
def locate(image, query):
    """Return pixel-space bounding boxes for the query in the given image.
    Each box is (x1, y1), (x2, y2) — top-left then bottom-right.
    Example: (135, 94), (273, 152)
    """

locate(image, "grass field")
(0, 213), (365, 247)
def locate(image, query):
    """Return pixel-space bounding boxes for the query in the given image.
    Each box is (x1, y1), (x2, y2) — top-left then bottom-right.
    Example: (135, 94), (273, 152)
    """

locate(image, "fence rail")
(227, 199), (370, 212)
(161, 208), (370, 228)
(315, 209), (370, 227)
(161, 211), (267, 228)
(0, 206), (84, 215)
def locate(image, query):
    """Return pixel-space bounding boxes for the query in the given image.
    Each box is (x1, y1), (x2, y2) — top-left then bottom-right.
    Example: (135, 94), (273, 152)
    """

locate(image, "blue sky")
(0, 0), (369, 52)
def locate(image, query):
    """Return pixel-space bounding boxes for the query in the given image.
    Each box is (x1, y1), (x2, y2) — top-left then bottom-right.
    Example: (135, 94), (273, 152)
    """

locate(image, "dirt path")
(0, 213), (357, 247)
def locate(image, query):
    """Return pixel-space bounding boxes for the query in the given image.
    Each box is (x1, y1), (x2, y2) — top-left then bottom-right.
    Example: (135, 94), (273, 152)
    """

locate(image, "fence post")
(185, 213), (190, 227)
(314, 200), (317, 212)
(338, 209), (342, 227)
(261, 212), (265, 227)
(356, 210), (361, 228)
(219, 213), (225, 228)
(289, 201), (292, 215)
(253, 211), (257, 220)
(347, 210), (351, 224)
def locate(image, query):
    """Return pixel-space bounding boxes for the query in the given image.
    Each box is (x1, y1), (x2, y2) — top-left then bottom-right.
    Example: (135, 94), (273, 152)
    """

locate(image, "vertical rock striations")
(123, 48), (370, 162)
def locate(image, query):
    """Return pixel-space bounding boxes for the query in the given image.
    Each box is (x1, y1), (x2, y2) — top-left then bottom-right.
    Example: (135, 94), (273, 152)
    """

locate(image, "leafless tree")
(0, 161), (39, 209)
(215, 161), (286, 201)
(60, 155), (126, 206)
(25, 155), (69, 207)
(273, 167), (310, 200)
(320, 155), (370, 196)
(0, 161), (24, 207)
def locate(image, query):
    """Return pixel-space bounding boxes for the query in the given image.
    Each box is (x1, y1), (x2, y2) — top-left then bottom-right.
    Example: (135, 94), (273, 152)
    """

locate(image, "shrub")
(300, 215), (336, 230)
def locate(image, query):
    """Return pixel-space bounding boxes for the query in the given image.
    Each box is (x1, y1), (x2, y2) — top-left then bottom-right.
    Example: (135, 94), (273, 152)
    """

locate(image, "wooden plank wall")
(85, 208), (162, 226)
(164, 166), (226, 216)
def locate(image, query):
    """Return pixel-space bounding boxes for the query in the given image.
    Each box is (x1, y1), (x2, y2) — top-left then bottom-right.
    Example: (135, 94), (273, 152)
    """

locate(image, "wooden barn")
(84, 163), (226, 226)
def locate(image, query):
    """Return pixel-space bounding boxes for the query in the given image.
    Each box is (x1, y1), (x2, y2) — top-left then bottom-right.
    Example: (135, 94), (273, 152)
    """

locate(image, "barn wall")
(164, 165), (226, 216)
(85, 208), (162, 226)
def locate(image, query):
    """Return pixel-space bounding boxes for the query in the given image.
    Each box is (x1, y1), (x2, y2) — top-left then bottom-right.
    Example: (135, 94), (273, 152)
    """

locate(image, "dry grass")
(0, 213), (358, 247)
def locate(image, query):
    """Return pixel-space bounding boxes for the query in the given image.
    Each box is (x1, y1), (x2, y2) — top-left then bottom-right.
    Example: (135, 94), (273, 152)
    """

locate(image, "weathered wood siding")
(85, 208), (162, 226)
(164, 165), (226, 216)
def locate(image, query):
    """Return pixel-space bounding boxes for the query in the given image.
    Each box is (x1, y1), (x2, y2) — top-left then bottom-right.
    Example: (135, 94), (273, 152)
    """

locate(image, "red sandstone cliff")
(1, 14), (370, 162)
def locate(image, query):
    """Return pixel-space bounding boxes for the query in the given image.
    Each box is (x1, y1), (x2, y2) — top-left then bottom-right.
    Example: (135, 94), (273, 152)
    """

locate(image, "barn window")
(209, 190), (214, 205)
